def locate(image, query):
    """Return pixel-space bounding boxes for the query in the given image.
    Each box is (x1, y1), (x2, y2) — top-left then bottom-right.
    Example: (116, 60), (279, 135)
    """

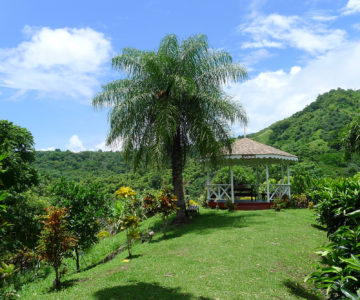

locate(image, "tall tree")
(0, 120), (38, 192)
(344, 115), (360, 160)
(93, 34), (247, 220)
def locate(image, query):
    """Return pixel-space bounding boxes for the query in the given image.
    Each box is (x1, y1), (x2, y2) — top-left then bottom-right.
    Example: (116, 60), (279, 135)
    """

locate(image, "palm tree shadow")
(283, 280), (323, 300)
(149, 211), (263, 243)
(93, 282), (212, 300)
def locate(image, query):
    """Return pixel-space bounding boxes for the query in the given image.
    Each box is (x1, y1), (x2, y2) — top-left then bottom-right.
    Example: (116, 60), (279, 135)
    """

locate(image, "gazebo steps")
(207, 201), (271, 210)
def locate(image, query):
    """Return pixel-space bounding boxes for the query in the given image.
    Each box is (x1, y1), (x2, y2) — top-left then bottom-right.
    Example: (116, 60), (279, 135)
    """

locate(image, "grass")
(19, 208), (327, 299)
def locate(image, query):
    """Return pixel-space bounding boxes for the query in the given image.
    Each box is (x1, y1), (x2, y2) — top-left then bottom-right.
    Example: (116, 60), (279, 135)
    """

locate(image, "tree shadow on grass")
(311, 224), (327, 232)
(283, 280), (323, 300)
(93, 282), (212, 300)
(47, 278), (90, 293)
(149, 211), (264, 243)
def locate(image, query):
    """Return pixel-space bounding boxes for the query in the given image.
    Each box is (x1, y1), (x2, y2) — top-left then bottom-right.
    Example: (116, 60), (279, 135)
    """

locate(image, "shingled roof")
(228, 138), (297, 158)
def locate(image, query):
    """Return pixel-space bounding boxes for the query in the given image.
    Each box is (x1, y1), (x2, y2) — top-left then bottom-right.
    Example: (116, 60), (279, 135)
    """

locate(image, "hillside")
(249, 88), (360, 176)
(19, 209), (327, 299)
(34, 88), (360, 192)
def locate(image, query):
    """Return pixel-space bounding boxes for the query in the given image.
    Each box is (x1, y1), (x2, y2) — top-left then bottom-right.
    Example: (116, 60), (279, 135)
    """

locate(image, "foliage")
(113, 186), (142, 257)
(97, 230), (111, 239)
(1, 191), (48, 255)
(0, 120), (38, 192)
(225, 198), (235, 211)
(113, 186), (143, 231)
(292, 194), (309, 208)
(143, 190), (177, 237)
(37, 207), (77, 288)
(212, 165), (256, 185)
(6, 247), (37, 272)
(51, 178), (111, 272)
(344, 114), (360, 161)
(306, 225), (360, 299)
(120, 215), (140, 258)
(310, 177), (360, 234)
(291, 164), (314, 195)
(92, 34), (247, 220)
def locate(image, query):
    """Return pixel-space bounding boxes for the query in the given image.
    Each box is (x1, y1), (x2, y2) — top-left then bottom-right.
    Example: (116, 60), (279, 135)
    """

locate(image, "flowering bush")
(114, 186), (136, 199)
(189, 200), (199, 206)
(142, 189), (177, 238)
(120, 215), (140, 258)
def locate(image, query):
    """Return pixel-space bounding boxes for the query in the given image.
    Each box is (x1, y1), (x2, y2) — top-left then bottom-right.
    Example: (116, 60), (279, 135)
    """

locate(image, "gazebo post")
(287, 164), (291, 200)
(281, 165), (284, 184)
(266, 164), (270, 202)
(230, 166), (234, 203)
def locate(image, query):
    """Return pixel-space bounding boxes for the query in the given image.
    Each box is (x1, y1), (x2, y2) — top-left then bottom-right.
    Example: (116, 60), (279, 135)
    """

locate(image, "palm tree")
(93, 34), (247, 221)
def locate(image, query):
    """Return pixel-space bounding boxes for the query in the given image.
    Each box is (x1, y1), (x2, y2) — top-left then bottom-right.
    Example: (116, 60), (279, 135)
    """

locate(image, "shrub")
(310, 178), (360, 234)
(52, 179), (111, 272)
(306, 225), (360, 299)
(225, 198), (235, 211)
(293, 194), (308, 208)
(37, 207), (77, 288)
(120, 215), (140, 258)
(97, 230), (111, 239)
(142, 189), (177, 238)
(114, 187), (142, 257)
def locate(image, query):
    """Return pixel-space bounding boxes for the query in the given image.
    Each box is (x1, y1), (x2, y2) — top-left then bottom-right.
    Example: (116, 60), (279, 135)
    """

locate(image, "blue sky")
(1, 0), (360, 151)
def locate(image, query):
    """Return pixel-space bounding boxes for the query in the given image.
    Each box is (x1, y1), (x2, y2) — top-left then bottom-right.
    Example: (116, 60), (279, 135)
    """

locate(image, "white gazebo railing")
(269, 184), (290, 201)
(207, 184), (231, 201)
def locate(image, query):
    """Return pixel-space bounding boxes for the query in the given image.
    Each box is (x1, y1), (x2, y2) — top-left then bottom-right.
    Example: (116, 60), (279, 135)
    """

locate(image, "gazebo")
(206, 138), (298, 210)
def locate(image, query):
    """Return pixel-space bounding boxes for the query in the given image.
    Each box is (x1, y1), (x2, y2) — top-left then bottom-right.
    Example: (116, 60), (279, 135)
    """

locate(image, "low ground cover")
(20, 209), (327, 299)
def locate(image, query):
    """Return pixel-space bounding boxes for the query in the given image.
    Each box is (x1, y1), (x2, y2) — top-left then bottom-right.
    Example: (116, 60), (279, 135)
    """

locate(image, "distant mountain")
(249, 88), (360, 176)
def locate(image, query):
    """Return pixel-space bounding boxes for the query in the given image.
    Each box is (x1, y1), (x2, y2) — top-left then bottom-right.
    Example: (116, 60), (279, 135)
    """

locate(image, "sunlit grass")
(20, 209), (327, 299)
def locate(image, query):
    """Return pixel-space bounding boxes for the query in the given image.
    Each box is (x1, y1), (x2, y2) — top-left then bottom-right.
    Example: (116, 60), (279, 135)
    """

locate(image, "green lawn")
(20, 209), (327, 299)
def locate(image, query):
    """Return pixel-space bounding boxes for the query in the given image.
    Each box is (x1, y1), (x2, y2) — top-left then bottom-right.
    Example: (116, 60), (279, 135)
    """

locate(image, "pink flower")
(148, 231), (154, 236)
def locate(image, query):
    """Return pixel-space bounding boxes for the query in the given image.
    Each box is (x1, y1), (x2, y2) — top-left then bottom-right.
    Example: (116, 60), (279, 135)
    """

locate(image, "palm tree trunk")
(171, 128), (186, 222)
(75, 247), (80, 273)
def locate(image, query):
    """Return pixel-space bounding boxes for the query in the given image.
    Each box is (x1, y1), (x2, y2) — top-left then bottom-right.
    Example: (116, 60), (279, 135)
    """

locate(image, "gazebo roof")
(221, 138), (298, 165)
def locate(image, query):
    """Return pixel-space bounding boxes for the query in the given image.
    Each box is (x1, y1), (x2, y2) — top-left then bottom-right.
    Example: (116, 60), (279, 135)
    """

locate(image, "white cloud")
(67, 135), (86, 152)
(228, 41), (360, 134)
(94, 141), (119, 152)
(343, 0), (360, 15)
(38, 147), (55, 151)
(0, 26), (112, 99)
(238, 14), (346, 55)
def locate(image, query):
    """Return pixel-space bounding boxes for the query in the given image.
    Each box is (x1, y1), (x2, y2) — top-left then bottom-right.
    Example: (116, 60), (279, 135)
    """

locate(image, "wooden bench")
(234, 184), (255, 201)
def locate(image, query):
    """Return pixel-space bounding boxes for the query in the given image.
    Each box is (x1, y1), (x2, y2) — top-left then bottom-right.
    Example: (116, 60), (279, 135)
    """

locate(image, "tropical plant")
(37, 207), (77, 288)
(52, 179), (111, 272)
(143, 189), (177, 238)
(120, 215), (140, 258)
(306, 225), (360, 299)
(310, 178), (360, 234)
(92, 34), (248, 221)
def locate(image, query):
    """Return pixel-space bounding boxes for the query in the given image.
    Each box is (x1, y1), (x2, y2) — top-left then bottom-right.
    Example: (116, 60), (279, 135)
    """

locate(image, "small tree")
(37, 207), (77, 288)
(114, 187), (141, 258)
(120, 215), (140, 258)
(143, 190), (177, 238)
(52, 179), (111, 272)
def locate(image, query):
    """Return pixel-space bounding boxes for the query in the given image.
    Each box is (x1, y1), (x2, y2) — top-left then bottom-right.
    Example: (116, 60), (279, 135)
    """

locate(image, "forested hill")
(34, 88), (360, 192)
(249, 88), (360, 176)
